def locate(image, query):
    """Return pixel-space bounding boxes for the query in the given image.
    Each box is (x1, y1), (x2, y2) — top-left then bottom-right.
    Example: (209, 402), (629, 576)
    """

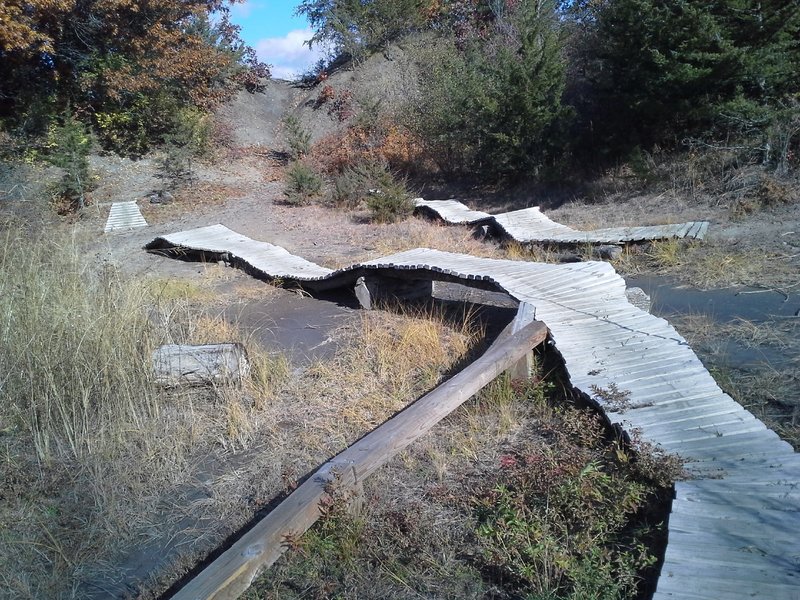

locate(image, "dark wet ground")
(225, 288), (361, 365)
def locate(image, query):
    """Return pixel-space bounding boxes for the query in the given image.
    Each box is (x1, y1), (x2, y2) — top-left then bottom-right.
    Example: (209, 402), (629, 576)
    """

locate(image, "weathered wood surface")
(172, 317), (548, 600)
(152, 343), (249, 386)
(414, 199), (710, 244)
(146, 224), (334, 280)
(149, 228), (799, 600)
(413, 198), (493, 224)
(493, 206), (709, 243)
(104, 201), (148, 233)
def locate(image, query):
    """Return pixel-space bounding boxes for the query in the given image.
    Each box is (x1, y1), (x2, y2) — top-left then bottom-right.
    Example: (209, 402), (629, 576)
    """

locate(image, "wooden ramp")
(414, 198), (493, 224)
(104, 201), (148, 233)
(415, 199), (709, 244)
(148, 226), (798, 600)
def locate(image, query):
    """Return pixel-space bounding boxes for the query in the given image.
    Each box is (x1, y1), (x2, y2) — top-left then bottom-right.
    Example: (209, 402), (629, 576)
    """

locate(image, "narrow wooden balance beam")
(171, 308), (547, 600)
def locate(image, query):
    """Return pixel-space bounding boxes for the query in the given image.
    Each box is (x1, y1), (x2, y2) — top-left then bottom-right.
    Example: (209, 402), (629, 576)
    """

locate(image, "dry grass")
(246, 363), (679, 600)
(0, 286), (478, 598)
(0, 229), (291, 599)
(345, 218), (504, 266)
(613, 238), (792, 289)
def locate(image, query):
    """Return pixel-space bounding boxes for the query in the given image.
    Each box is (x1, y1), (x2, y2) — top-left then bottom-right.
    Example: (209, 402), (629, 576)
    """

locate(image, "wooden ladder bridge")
(146, 225), (799, 600)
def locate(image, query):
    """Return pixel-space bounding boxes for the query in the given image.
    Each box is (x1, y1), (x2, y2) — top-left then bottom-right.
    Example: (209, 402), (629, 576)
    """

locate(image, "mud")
(224, 289), (360, 365)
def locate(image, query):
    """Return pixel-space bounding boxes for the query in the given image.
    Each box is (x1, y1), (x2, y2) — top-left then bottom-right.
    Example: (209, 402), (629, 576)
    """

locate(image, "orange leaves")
(0, 0), (75, 54)
(312, 120), (426, 176)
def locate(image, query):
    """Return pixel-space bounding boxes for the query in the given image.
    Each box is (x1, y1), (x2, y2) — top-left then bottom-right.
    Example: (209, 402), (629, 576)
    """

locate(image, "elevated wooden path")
(148, 226), (798, 599)
(414, 199), (709, 244)
(414, 198), (493, 224)
(104, 201), (148, 233)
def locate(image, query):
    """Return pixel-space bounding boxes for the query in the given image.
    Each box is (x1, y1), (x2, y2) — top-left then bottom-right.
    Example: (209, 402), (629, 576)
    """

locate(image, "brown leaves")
(0, 0), (75, 54)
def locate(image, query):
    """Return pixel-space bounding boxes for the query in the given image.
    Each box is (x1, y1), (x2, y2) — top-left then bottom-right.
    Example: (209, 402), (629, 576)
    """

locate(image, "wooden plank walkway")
(148, 226), (798, 600)
(104, 201), (148, 233)
(414, 199), (709, 244)
(414, 198), (493, 224)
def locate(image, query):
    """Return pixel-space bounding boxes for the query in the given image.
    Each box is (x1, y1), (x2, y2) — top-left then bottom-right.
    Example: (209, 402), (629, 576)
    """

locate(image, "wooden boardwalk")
(148, 226), (799, 599)
(104, 201), (148, 233)
(414, 199), (709, 244)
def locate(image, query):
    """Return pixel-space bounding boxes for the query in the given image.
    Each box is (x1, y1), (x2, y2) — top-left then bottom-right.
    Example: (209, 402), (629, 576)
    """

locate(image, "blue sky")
(229, 1), (329, 80)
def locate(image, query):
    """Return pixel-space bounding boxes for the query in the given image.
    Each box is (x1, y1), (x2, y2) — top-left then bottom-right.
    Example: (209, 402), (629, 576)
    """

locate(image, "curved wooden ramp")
(414, 198), (493, 224)
(415, 199), (709, 244)
(147, 226), (798, 599)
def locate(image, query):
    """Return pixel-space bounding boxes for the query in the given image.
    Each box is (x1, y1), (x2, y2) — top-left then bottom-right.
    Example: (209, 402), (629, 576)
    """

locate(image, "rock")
(149, 190), (175, 204)
(595, 245), (623, 260)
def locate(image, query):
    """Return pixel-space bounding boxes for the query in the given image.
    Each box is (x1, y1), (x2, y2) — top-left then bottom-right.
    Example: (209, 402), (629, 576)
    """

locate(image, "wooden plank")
(653, 420), (767, 445)
(171, 320), (548, 600)
(492, 302), (537, 380)
(105, 201), (148, 232)
(660, 558), (800, 586)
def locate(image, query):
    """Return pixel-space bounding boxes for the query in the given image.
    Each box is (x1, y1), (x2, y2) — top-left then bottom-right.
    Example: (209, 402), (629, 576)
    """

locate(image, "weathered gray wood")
(148, 230), (799, 600)
(492, 302), (537, 380)
(172, 321), (548, 600)
(413, 199), (492, 225)
(152, 343), (249, 386)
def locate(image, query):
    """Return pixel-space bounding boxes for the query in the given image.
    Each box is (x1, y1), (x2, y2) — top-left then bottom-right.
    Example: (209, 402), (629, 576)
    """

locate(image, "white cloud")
(256, 28), (329, 80)
(231, 1), (263, 19)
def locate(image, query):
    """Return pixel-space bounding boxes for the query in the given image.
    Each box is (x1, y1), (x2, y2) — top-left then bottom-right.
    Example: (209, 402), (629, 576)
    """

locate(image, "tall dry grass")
(0, 229), (290, 599)
(0, 230), (168, 461)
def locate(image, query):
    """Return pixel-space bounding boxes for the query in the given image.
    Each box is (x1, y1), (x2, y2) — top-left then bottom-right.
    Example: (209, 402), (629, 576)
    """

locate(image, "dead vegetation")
(244, 367), (682, 600)
(0, 231), (482, 599)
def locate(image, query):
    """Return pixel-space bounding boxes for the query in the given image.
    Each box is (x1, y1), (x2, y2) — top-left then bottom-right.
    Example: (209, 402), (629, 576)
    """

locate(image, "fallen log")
(171, 310), (547, 600)
(152, 343), (249, 387)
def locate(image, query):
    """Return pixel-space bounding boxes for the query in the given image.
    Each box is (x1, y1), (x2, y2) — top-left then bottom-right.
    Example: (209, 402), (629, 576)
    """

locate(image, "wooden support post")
(171, 319), (548, 600)
(493, 303), (537, 381)
(354, 276), (433, 310)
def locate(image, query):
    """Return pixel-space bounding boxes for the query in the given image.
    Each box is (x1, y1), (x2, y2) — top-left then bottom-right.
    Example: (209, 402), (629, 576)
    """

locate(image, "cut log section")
(152, 343), (249, 387)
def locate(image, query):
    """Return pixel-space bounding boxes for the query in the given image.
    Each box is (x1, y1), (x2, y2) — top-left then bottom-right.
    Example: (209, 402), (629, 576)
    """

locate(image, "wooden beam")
(171, 318), (548, 600)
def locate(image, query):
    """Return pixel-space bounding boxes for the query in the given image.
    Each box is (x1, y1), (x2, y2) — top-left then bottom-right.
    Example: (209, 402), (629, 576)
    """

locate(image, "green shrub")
(157, 107), (212, 190)
(45, 112), (93, 210)
(283, 115), (312, 160)
(350, 162), (413, 223)
(366, 187), (413, 224)
(285, 161), (324, 205)
(330, 166), (364, 208)
(406, 1), (570, 179)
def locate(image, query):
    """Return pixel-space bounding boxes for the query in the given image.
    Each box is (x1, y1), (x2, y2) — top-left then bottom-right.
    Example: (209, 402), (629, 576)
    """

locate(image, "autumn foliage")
(0, 0), (268, 152)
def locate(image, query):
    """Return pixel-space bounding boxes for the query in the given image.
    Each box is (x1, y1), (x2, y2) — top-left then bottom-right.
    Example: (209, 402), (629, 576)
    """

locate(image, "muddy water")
(627, 275), (800, 321)
(626, 275), (800, 370)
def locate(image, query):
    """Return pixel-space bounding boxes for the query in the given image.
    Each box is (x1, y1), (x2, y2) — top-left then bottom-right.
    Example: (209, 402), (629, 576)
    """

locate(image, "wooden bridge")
(147, 225), (799, 600)
(414, 198), (709, 244)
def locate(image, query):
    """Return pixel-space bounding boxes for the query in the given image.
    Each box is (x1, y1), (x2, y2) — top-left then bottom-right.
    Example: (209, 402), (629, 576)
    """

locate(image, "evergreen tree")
(569, 0), (800, 169)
